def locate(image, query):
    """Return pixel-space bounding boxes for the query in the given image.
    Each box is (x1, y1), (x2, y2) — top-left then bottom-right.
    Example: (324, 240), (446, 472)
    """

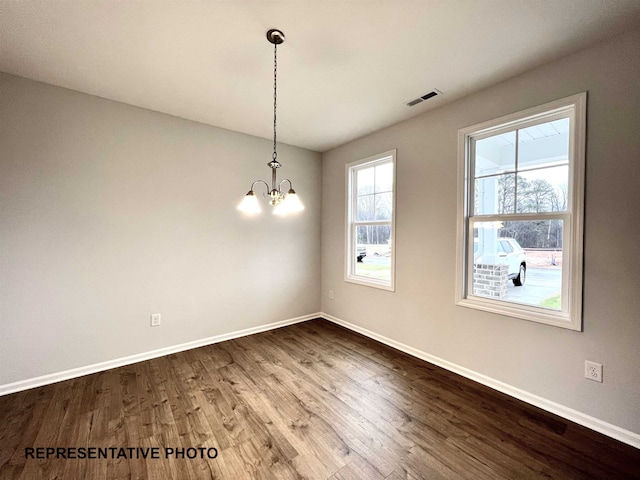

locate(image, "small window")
(456, 94), (586, 330)
(346, 150), (396, 290)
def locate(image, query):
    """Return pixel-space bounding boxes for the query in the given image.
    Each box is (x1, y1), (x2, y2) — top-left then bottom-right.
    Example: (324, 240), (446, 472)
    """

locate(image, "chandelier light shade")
(237, 190), (261, 214)
(238, 29), (304, 216)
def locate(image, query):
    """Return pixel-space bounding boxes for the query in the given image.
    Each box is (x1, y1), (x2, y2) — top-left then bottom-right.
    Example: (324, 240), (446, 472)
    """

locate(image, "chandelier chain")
(272, 42), (278, 161)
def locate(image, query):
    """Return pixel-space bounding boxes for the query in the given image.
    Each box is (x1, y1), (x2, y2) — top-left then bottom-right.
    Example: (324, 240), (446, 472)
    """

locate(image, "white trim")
(320, 312), (640, 449)
(0, 313), (320, 397)
(458, 94), (586, 139)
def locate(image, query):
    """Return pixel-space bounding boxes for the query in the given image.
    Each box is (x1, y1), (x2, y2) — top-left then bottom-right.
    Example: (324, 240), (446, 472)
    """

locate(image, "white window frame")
(455, 93), (586, 330)
(345, 149), (397, 291)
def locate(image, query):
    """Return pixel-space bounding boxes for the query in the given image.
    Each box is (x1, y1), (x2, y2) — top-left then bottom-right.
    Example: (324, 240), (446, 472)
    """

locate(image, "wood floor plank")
(106, 413), (133, 479)
(1, 318), (639, 479)
(327, 450), (386, 480)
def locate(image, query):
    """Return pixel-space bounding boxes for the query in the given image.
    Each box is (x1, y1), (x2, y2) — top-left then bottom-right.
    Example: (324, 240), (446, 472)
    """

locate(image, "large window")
(346, 150), (396, 290)
(456, 94), (586, 330)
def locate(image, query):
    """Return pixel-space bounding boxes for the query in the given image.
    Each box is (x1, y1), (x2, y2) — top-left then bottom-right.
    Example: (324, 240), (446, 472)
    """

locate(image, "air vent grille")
(406, 89), (442, 107)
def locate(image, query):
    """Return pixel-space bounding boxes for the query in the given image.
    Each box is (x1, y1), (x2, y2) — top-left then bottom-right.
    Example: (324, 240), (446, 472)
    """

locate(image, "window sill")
(345, 275), (395, 292)
(456, 296), (580, 331)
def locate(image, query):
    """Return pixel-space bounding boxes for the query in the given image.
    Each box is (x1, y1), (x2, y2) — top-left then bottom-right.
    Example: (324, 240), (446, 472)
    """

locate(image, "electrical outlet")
(150, 313), (161, 327)
(585, 360), (603, 383)
(328, 290), (334, 300)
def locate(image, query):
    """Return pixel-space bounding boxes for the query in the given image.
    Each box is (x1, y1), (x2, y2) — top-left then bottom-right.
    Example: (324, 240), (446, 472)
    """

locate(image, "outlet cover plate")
(585, 360), (603, 383)
(150, 314), (161, 327)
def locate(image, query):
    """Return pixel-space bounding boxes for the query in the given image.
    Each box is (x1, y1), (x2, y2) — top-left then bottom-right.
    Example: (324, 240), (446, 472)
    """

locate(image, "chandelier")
(237, 29), (304, 216)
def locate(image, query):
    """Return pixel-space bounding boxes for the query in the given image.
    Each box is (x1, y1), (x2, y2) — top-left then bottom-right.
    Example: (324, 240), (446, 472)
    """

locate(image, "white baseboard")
(0, 313), (320, 397)
(320, 312), (640, 449)
(3, 311), (638, 449)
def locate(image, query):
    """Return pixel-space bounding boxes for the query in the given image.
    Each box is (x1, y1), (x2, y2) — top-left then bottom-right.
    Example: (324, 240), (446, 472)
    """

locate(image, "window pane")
(475, 131), (516, 177)
(500, 238), (513, 253)
(375, 162), (393, 193)
(356, 195), (375, 221)
(357, 167), (374, 195)
(354, 225), (392, 281)
(516, 166), (569, 213)
(375, 192), (393, 221)
(474, 173), (515, 215)
(518, 118), (569, 170)
(472, 219), (563, 310)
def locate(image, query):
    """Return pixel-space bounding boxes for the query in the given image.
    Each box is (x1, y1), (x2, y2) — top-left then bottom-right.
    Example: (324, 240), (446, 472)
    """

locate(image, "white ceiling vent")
(406, 89), (442, 107)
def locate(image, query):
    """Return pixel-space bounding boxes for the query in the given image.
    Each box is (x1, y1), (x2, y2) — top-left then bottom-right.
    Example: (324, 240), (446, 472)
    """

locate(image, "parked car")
(475, 237), (527, 286)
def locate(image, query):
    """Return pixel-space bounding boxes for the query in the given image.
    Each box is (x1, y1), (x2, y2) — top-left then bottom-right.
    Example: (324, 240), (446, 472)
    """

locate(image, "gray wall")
(321, 30), (640, 434)
(0, 73), (321, 385)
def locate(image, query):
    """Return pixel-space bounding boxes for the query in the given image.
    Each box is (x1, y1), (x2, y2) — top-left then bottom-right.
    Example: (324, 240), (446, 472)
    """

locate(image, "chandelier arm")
(251, 180), (271, 196)
(277, 178), (293, 192)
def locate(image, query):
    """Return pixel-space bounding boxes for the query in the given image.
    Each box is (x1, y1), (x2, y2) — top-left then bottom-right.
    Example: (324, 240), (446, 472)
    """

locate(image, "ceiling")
(2, 1), (640, 153)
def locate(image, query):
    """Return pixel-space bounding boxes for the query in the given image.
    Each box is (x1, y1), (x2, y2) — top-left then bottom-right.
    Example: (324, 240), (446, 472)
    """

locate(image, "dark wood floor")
(1, 319), (638, 479)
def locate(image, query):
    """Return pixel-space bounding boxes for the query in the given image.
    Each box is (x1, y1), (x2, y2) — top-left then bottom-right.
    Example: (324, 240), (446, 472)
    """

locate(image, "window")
(456, 94), (586, 330)
(346, 150), (396, 290)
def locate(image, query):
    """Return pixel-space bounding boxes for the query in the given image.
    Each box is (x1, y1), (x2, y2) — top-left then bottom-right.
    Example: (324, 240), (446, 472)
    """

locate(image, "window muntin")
(457, 94), (585, 330)
(346, 150), (396, 290)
